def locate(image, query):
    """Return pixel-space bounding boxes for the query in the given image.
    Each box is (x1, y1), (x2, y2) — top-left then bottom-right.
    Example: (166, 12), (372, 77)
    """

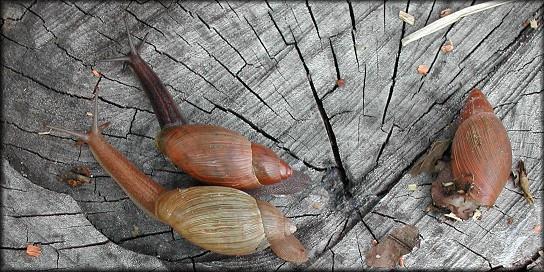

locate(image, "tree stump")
(2, 1), (542, 270)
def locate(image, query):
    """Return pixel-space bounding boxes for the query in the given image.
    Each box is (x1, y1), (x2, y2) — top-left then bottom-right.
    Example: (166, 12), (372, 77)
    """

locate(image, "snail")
(99, 21), (310, 191)
(431, 88), (512, 219)
(45, 79), (308, 263)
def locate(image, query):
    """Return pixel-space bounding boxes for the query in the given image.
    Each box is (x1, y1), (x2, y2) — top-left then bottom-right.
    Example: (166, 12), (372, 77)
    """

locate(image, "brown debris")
(26, 244), (41, 257)
(440, 8), (452, 18)
(59, 165), (93, 187)
(533, 224), (542, 234)
(366, 225), (420, 268)
(410, 139), (451, 176)
(506, 217), (513, 225)
(336, 79), (345, 89)
(92, 68), (101, 78)
(417, 64), (429, 76)
(517, 161), (534, 205)
(441, 40), (454, 53)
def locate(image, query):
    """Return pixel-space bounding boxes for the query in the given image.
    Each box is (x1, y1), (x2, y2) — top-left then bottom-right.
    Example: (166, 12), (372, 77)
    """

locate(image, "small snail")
(431, 89), (512, 219)
(99, 22), (309, 191)
(45, 80), (308, 263)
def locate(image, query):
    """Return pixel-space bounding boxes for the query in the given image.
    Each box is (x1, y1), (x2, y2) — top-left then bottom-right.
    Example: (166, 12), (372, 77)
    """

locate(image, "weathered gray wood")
(2, 1), (542, 270)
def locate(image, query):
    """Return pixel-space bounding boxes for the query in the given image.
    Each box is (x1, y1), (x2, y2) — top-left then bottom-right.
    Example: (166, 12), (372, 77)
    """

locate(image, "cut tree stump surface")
(2, 1), (542, 270)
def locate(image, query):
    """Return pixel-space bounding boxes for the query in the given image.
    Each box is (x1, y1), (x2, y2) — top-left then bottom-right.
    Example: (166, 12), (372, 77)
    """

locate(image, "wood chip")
(441, 40), (454, 53)
(440, 8), (452, 18)
(402, 1), (512, 46)
(399, 10), (415, 25)
(444, 212), (463, 221)
(26, 244), (41, 257)
(417, 64), (429, 76)
(408, 184), (417, 191)
(529, 18), (538, 29)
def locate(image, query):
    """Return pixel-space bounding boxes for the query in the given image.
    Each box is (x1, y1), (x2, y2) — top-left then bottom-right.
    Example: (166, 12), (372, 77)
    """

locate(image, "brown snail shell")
(157, 124), (292, 190)
(432, 89), (512, 219)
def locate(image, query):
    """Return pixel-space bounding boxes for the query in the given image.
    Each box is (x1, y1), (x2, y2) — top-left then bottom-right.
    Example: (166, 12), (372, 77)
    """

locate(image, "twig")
(402, 0), (512, 46)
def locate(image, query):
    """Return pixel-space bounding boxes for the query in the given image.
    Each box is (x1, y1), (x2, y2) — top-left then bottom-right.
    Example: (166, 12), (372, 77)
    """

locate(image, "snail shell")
(450, 89), (512, 206)
(157, 125), (292, 190)
(155, 186), (307, 262)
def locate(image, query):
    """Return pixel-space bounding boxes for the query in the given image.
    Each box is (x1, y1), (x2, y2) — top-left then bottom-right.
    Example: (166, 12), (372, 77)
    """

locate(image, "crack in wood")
(380, 0), (410, 126)
(196, 42), (279, 117)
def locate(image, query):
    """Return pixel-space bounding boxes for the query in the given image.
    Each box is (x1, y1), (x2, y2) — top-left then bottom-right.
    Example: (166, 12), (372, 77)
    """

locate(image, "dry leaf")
(409, 139), (451, 176)
(529, 18), (538, 29)
(399, 10), (415, 25)
(518, 161), (534, 204)
(533, 224), (541, 234)
(407, 184), (417, 191)
(26, 244), (41, 257)
(417, 64), (429, 76)
(366, 225), (420, 268)
(336, 79), (345, 88)
(441, 40), (454, 53)
(440, 8), (452, 18)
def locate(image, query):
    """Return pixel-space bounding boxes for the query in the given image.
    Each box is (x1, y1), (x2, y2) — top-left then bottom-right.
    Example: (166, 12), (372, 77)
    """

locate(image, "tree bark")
(2, 1), (542, 270)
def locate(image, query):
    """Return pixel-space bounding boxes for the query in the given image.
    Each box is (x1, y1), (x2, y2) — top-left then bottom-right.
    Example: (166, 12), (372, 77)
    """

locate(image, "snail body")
(46, 81), (308, 263)
(100, 23), (305, 191)
(432, 89), (512, 219)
